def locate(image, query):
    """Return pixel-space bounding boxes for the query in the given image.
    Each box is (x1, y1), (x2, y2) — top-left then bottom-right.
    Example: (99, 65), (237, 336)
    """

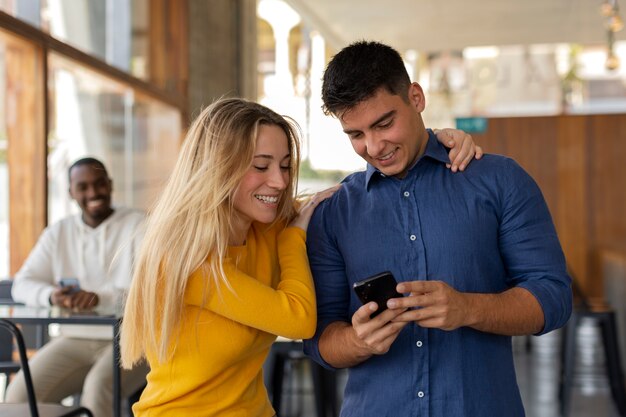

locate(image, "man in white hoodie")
(7, 157), (149, 417)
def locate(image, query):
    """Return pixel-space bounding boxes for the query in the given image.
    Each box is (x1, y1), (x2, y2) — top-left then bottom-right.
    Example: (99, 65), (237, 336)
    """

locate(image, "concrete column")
(187, 0), (257, 118)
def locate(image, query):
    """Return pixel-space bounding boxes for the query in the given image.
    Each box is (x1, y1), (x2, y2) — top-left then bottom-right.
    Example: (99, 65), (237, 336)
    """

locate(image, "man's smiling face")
(69, 163), (113, 228)
(339, 84), (429, 178)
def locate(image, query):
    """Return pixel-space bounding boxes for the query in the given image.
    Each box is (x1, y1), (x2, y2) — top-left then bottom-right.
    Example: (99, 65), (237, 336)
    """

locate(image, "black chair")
(559, 278), (626, 417)
(0, 319), (93, 417)
(1, 279), (48, 351)
(0, 279), (17, 304)
(0, 279), (22, 396)
(127, 382), (146, 416)
(1, 324), (21, 395)
(267, 340), (339, 417)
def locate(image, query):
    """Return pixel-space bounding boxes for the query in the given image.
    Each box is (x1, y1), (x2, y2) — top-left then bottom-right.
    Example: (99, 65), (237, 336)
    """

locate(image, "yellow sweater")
(133, 223), (316, 416)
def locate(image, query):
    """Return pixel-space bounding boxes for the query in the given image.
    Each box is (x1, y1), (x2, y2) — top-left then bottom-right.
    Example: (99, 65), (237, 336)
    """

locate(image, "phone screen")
(353, 271), (403, 318)
(59, 278), (81, 294)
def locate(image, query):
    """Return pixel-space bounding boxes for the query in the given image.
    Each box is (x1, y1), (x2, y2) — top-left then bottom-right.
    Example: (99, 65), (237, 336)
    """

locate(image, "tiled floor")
(514, 329), (621, 417)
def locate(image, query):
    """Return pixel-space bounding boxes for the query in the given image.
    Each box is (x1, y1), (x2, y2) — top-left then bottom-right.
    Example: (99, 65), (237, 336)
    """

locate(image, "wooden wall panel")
(4, 34), (46, 275)
(587, 114), (626, 295)
(475, 116), (559, 214)
(555, 116), (588, 293)
(588, 114), (626, 244)
(473, 113), (626, 297)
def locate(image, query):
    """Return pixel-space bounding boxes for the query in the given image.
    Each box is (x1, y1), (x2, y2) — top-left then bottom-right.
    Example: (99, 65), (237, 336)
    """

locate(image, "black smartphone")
(59, 278), (81, 294)
(353, 271), (403, 318)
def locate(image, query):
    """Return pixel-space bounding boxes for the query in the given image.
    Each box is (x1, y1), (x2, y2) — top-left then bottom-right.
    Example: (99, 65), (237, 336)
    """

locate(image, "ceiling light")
(601, 0), (624, 32)
(607, 13), (624, 31)
(601, 0), (615, 16)
(605, 30), (620, 70)
(602, 1), (622, 70)
(606, 51), (620, 70)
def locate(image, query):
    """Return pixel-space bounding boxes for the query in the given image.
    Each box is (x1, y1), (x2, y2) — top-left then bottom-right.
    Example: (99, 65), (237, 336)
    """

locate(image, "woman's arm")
(186, 186), (340, 339)
(185, 226), (316, 339)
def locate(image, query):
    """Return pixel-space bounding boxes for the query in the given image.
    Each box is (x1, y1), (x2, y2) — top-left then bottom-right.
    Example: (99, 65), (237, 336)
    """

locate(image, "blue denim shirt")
(303, 130), (572, 417)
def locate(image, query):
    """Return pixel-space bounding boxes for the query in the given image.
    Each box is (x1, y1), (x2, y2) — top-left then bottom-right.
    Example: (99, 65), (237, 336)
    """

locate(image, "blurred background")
(1, 1), (625, 415)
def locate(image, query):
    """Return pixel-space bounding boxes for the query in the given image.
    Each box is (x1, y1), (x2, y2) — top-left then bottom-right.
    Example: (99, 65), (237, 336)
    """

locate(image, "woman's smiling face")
(231, 123), (291, 238)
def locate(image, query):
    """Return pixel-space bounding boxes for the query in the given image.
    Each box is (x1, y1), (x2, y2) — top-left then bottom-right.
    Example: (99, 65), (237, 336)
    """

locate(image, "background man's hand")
(50, 287), (99, 310)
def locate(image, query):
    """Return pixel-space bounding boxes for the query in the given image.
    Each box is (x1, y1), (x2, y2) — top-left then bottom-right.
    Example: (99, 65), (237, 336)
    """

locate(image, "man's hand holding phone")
(386, 280), (470, 331)
(350, 272), (408, 356)
(51, 278), (99, 310)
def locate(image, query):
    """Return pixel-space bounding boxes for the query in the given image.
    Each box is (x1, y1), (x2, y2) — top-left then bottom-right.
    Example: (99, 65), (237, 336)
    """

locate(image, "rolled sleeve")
(303, 199), (349, 370)
(498, 159), (572, 334)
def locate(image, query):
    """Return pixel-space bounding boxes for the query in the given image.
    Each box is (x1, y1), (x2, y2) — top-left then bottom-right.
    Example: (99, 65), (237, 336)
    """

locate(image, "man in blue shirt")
(303, 41), (572, 417)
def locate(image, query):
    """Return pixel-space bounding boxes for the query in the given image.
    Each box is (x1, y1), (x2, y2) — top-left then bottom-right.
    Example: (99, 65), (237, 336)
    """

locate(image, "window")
(47, 53), (181, 222)
(0, 0), (150, 80)
(0, 6), (185, 275)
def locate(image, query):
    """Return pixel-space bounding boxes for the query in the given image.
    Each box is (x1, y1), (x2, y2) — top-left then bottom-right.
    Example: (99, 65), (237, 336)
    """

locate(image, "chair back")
(571, 276), (590, 311)
(0, 280), (21, 375)
(0, 327), (21, 373)
(1, 325), (13, 360)
(0, 319), (39, 417)
(0, 279), (14, 303)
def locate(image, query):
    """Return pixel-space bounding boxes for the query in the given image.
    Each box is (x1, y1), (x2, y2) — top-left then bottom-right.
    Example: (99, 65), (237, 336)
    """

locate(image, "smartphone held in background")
(59, 277), (81, 294)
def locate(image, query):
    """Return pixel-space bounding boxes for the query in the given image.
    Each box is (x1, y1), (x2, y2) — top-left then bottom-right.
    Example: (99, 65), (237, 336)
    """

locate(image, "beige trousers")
(6, 337), (149, 417)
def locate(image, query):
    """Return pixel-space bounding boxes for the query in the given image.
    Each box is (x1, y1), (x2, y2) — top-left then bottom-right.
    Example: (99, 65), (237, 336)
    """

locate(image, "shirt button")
(417, 391), (425, 398)
(410, 234), (417, 241)
(416, 341), (423, 347)
(403, 191), (410, 197)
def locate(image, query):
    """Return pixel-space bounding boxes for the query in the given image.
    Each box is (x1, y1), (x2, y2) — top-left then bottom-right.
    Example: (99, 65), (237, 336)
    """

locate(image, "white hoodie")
(12, 206), (145, 339)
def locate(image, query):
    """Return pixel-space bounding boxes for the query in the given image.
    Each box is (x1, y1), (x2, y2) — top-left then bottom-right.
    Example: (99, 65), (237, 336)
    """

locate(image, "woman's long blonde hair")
(120, 98), (301, 367)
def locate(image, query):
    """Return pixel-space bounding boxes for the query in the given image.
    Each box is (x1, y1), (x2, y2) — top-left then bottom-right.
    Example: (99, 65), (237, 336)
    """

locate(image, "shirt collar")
(364, 129), (451, 189)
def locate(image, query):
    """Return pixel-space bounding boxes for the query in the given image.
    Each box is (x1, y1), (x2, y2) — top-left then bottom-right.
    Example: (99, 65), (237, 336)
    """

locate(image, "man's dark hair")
(321, 41), (412, 117)
(68, 157), (109, 183)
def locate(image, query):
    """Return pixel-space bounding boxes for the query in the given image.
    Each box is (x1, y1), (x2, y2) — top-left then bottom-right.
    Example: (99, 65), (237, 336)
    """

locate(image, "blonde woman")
(120, 98), (479, 416)
(121, 98), (338, 416)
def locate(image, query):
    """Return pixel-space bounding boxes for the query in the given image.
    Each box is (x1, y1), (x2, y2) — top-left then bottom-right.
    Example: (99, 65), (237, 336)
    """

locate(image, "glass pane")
(0, 0), (42, 28)
(43, 0), (149, 80)
(47, 52), (181, 224)
(0, 29), (40, 278)
(47, 0), (108, 61)
(0, 0), (149, 80)
(128, 94), (181, 208)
